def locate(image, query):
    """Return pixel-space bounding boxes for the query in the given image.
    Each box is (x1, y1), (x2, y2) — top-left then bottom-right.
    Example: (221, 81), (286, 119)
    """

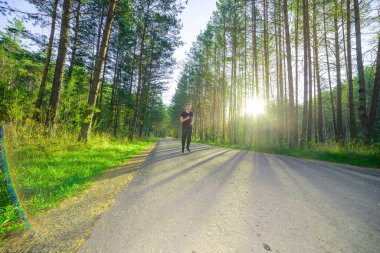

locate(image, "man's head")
(185, 103), (191, 111)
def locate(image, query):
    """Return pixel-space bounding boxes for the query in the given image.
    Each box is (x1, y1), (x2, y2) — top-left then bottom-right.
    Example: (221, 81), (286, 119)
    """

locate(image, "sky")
(164, 0), (217, 105)
(0, 0), (217, 105)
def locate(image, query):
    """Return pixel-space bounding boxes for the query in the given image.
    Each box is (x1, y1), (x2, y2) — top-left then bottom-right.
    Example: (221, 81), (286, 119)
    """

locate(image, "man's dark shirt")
(181, 111), (193, 128)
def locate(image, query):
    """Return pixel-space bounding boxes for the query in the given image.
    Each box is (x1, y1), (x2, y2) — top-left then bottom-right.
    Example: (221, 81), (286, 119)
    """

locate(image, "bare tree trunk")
(97, 43), (110, 113)
(276, 0), (284, 146)
(340, 0), (349, 78)
(334, 0), (344, 141)
(66, 0), (82, 85)
(323, 2), (337, 139)
(222, 19), (226, 142)
(213, 41), (217, 142)
(264, 0), (270, 144)
(79, 0), (117, 141)
(113, 65), (121, 136)
(307, 7), (313, 144)
(130, 24), (147, 138)
(251, 0), (259, 146)
(346, 0), (357, 139)
(300, 0), (309, 148)
(244, 6), (247, 145)
(284, 0), (296, 147)
(368, 37), (380, 142)
(295, 0), (300, 145)
(110, 42), (121, 129)
(46, 0), (73, 131)
(138, 37), (156, 138)
(34, 0), (59, 120)
(353, 0), (369, 143)
(313, 0), (324, 143)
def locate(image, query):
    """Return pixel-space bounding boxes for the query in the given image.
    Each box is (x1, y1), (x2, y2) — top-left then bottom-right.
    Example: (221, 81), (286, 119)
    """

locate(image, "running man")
(180, 103), (194, 153)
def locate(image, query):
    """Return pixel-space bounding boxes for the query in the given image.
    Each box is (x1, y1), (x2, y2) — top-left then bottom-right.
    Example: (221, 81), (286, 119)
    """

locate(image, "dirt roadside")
(0, 143), (156, 253)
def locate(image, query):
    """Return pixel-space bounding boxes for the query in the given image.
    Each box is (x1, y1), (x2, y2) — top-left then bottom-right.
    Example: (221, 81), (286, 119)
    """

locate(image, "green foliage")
(320, 66), (380, 141)
(0, 0), (182, 240)
(4, 18), (26, 43)
(0, 204), (24, 239)
(143, 99), (170, 137)
(0, 30), (44, 123)
(61, 66), (91, 131)
(0, 123), (155, 239)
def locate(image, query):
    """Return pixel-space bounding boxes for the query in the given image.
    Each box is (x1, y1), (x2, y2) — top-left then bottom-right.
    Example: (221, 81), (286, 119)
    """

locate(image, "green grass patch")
(196, 140), (380, 169)
(0, 124), (156, 239)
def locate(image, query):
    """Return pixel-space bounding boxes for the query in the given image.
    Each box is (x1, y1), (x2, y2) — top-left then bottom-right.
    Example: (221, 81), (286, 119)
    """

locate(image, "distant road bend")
(80, 138), (380, 253)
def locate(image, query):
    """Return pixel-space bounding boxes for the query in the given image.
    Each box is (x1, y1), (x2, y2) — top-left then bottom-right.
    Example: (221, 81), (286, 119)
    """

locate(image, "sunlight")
(244, 97), (265, 116)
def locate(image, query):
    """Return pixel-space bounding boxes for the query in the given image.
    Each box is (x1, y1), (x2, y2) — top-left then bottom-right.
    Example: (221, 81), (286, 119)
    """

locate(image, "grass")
(196, 140), (380, 169)
(0, 123), (156, 239)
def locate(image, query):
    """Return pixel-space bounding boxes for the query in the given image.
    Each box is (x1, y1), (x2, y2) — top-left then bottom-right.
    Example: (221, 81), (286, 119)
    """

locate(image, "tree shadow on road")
(128, 150), (248, 203)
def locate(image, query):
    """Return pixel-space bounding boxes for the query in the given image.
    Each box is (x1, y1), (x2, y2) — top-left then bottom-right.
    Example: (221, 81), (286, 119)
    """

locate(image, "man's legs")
(186, 127), (192, 151)
(181, 127), (187, 152)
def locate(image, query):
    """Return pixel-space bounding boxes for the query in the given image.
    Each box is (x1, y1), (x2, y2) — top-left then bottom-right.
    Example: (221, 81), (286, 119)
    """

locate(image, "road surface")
(79, 138), (380, 253)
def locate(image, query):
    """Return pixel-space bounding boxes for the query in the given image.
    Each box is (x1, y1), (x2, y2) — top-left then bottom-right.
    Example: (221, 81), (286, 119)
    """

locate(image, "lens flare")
(244, 97), (265, 116)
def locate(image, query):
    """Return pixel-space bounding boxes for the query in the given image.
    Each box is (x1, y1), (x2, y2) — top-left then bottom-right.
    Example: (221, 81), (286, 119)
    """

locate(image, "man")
(180, 103), (194, 153)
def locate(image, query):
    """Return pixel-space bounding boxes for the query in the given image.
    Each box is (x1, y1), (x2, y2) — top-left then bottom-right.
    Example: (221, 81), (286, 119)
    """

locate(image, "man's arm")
(180, 116), (190, 123)
(190, 113), (194, 125)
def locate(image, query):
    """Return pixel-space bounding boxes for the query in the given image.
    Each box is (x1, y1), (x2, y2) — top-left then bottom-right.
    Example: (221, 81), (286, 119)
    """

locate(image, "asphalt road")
(79, 138), (380, 253)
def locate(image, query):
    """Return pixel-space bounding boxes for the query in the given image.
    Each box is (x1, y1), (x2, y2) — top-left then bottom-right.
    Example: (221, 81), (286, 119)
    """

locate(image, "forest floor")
(0, 143), (156, 253)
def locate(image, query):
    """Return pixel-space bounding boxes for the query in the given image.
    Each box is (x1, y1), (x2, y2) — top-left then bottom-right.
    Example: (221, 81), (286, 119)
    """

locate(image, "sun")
(244, 97), (265, 116)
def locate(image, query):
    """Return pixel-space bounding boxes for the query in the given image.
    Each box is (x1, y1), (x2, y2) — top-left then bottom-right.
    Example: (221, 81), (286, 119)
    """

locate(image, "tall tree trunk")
(229, 47), (234, 144)
(313, 63), (318, 142)
(222, 20), (226, 142)
(96, 43), (110, 116)
(130, 1), (153, 139)
(79, 0), (117, 141)
(313, 0), (324, 143)
(66, 0), (82, 85)
(244, 6), (247, 145)
(353, 0), (369, 143)
(264, 0), (270, 144)
(90, 8), (105, 83)
(368, 37), (380, 142)
(130, 24), (147, 138)
(276, 0), (284, 146)
(46, 0), (73, 130)
(334, 0), (344, 141)
(307, 7), (313, 144)
(213, 41), (217, 142)
(323, 2), (337, 139)
(295, 0), (300, 144)
(251, 0), (259, 146)
(252, 0), (259, 97)
(340, 0), (349, 78)
(110, 43), (121, 129)
(230, 8), (238, 145)
(113, 64), (122, 136)
(93, 45), (110, 129)
(138, 37), (156, 138)
(284, 0), (296, 147)
(34, 0), (59, 120)
(300, 0), (309, 148)
(346, 0), (357, 139)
